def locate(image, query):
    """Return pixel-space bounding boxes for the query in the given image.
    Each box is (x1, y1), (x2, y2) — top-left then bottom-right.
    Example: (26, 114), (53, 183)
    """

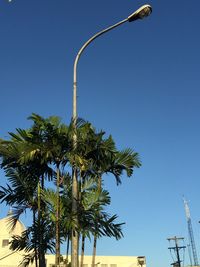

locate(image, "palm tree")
(9, 213), (56, 267)
(0, 114), (141, 267)
(0, 114), (68, 267)
(71, 123), (141, 267)
(43, 173), (73, 266)
(0, 165), (55, 267)
(0, 114), (84, 267)
(0, 142), (40, 267)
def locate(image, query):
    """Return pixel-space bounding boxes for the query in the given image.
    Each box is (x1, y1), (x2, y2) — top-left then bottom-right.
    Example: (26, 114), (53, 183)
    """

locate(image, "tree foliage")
(0, 114), (141, 267)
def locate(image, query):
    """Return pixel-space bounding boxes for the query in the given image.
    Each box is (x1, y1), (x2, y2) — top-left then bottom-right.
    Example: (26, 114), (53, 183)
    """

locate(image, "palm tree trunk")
(38, 178), (46, 267)
(33, 208), (38, 267)
(37, 181), (42, 267)
(38, 250), (46, 267)
(91, 235), (97, 267)
(80, 235), (85, 267)
(92, 176), (101, 267)
(55, 166), (61, 267)
(71, 167), (79, 267)
(66, 234), (70, 265)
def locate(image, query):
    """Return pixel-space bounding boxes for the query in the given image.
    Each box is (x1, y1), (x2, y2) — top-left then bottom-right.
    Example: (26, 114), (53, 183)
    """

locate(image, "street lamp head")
(128, 4), (152, 22)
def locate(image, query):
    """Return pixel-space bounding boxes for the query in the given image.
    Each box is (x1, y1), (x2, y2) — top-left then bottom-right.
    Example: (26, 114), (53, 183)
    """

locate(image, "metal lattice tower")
(183, 198), (199, 266)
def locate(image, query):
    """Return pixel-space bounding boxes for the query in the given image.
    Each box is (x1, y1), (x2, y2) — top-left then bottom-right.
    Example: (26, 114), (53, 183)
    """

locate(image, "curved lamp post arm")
(73, 4), (152, 121)
(73, 17), (128, 120)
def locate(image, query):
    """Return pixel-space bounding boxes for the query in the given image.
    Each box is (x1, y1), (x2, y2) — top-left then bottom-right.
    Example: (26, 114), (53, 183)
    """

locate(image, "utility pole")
(167, 236), (186, 267)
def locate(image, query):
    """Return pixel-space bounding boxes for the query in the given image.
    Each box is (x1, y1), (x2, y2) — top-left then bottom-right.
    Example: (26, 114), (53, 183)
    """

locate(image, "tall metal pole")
(71, 5), (152, 267)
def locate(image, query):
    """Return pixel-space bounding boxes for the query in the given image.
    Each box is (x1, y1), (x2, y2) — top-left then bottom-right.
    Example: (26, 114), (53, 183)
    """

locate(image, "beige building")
(0, 212), (27, 267)
(0, 213), (146, 267)
(46, 255), (146, 267)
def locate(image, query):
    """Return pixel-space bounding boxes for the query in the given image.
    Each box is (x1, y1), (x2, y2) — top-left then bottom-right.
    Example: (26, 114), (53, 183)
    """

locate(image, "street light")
(128, 4), (152, 22)
(72, 4), (152, 121)
(71, 4), (152, 267)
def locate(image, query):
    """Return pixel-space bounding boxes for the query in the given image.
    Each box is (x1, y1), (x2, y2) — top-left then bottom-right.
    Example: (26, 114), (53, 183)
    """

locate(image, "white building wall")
(44, 255), (146, 267)
(0, 215), (146, 267)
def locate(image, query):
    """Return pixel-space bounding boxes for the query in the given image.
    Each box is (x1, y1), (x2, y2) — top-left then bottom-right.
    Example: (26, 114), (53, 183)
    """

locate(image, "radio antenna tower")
(183, 197), (199, 266)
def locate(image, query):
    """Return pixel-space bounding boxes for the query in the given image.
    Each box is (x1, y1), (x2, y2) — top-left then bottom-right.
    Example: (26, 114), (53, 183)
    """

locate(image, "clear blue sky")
(1, 1), (200, 267)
